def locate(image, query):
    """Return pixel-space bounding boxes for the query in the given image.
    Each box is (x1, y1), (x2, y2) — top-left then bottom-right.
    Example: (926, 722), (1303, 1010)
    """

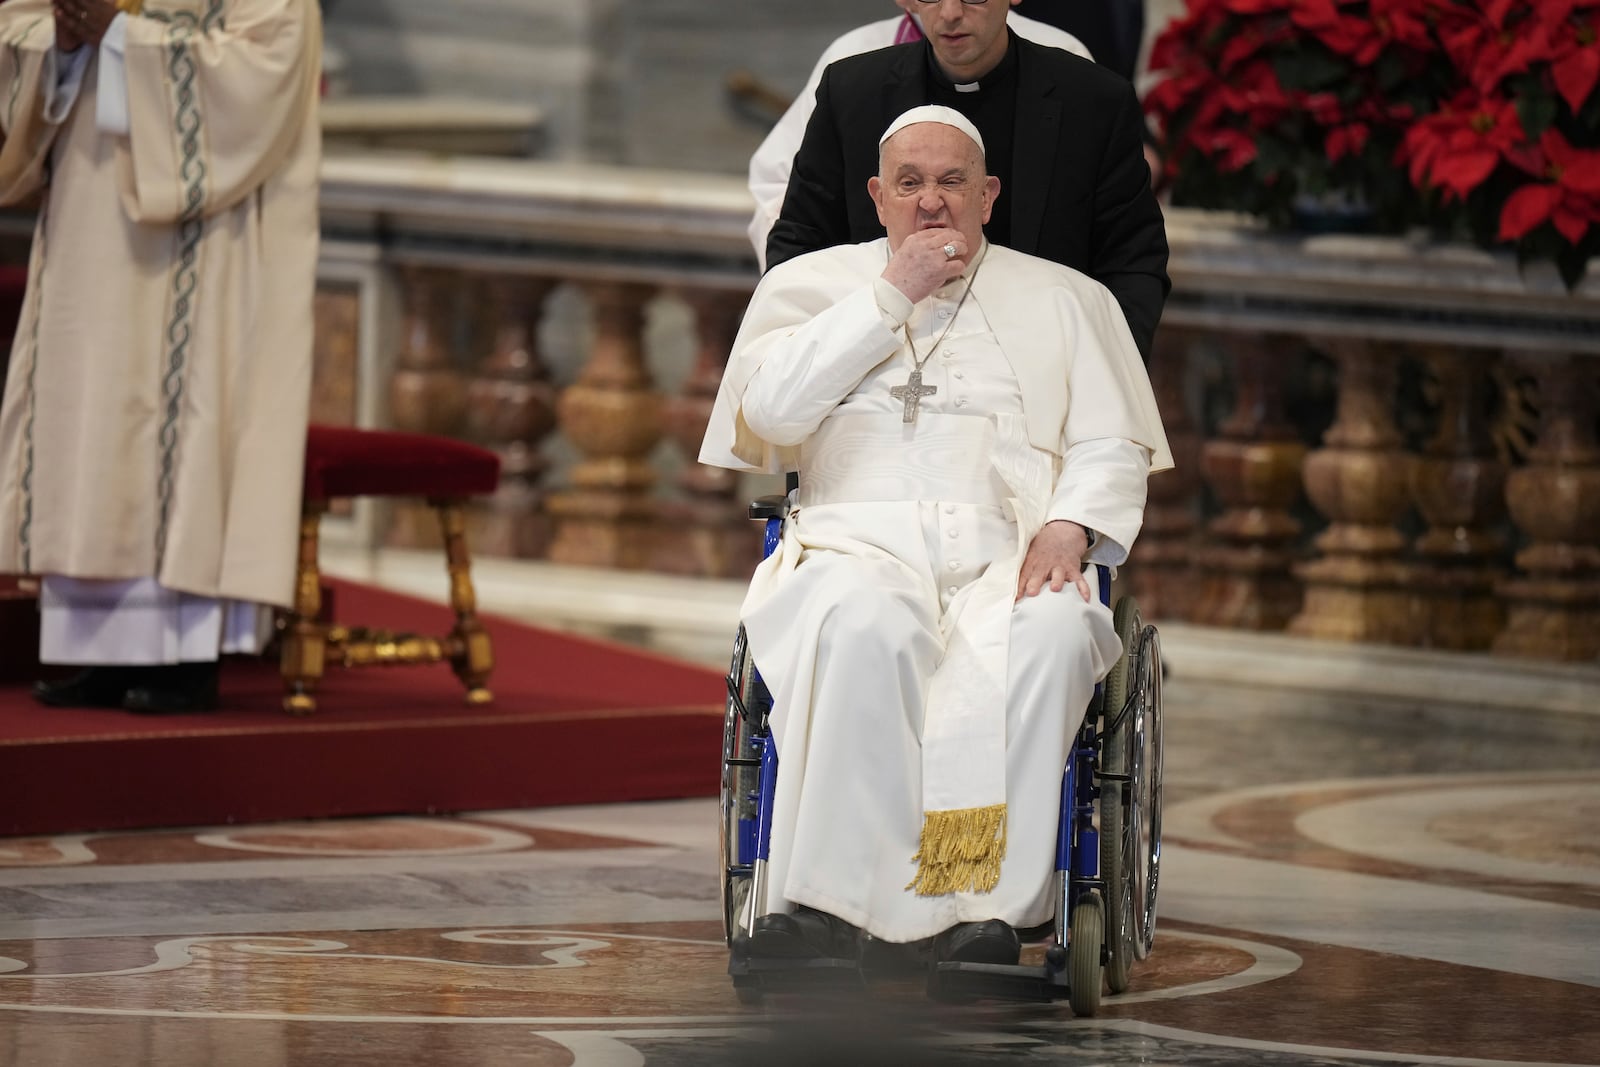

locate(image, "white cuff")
(873, 276), (914, 328)
(96, 13), (130, 135)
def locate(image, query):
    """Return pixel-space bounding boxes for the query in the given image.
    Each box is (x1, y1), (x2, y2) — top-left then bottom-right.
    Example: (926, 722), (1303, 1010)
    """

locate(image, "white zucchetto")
(877, 105), (986, 159)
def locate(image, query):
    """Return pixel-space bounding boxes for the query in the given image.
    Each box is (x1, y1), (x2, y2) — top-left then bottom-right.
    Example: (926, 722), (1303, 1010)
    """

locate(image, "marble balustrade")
(2, 152), (1596, 661)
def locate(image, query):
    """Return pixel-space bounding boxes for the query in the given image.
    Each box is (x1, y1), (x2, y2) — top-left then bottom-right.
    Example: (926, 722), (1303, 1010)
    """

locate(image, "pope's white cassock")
(700, 238), (1173, 943)
(0, 0), (320, 664)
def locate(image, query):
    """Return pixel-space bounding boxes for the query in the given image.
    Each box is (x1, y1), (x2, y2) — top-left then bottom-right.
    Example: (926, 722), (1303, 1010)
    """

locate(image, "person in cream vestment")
(701, 106), (1171, 965)
(0, 0), (320, 713)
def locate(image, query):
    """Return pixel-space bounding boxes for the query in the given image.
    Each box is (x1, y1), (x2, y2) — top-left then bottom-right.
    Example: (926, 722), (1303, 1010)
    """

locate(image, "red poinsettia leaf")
(1498, 183), (1563, 240)
(1552, 202), (1592, 245)
(1541, 0), (1582, 25)
(1552, 48), (1600, 114)
(1485, 0), (1519, 27)
(1326, 129), (1350, 164)
(1210, 130), (1260, 172)
(1326, 123), (1370, 163)
(1220, 28), (1267, 69)
(1557, 150), (1600, 195)
(1503, 141), (1548, 177)
(1434, 148), (1502, 198)
(1144, 76), (1192, 118)
(1540, 126), (1577, 159)
(1563, 171), (1600, 200)
(1491, 26), (1554, 86)
(1304, 91), (1343, 123)
(1148, 29), (1185, 72)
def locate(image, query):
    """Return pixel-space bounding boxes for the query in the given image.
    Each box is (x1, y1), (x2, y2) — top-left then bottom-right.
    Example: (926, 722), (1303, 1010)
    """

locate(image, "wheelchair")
(719, 491), (1164, 1013)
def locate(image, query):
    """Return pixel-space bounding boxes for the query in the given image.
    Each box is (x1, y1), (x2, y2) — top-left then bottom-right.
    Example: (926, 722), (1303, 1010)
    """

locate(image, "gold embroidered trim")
(907, 803), (1007, 897)
(115, 0), (144, 15)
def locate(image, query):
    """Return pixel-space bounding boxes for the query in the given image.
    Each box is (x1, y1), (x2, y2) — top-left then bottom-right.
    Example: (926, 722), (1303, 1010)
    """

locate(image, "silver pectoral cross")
(890, 369), (937, 424)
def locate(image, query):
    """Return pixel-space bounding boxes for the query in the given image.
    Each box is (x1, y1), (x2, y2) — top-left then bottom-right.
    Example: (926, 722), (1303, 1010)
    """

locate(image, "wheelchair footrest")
(928, 960), (1071, 1002)
(730, 953), (865, 990)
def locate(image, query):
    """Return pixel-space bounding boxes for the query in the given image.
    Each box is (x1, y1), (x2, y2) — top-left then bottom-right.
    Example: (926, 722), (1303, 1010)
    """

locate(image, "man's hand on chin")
(1016, 519), (1092, 603)
(882, 227), (970, 304)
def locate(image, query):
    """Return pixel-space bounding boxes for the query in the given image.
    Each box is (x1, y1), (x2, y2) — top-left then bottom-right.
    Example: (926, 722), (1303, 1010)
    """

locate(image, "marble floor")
(2, 557), (1598, 1066)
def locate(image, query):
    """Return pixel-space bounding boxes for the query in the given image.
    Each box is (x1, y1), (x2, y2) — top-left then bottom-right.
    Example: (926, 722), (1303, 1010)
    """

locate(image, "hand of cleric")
(1016, 519), (1092, 603)
(52, 0), (116, 50)
(881, 227), (970, 304)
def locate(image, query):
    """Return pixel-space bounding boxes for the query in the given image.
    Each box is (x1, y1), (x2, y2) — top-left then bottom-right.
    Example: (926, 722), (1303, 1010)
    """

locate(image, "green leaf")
(1271, 49), (1348, 93)
(1517, 93), (1559, 140)
(1372, 51), (1409, 94)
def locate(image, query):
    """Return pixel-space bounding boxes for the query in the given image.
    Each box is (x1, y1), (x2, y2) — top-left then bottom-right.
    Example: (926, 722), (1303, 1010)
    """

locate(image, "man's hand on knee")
(1016, 519), (1091, 602)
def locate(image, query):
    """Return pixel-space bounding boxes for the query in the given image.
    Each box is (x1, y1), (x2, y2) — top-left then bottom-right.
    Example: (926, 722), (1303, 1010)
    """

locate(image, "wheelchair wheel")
(720, 625), (769, 947)
(1067, 895), (1104, 1017)
(1098, 596), (1141, 993)
(1128, 623), (1164, 962)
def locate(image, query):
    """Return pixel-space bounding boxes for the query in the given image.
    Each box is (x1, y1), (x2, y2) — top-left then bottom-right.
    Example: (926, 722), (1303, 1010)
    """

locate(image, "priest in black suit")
(767, 0), (1168, 362)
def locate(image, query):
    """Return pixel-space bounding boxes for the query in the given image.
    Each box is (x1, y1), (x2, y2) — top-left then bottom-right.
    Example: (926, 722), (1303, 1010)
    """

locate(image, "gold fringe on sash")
(906, 803), (1008, 896)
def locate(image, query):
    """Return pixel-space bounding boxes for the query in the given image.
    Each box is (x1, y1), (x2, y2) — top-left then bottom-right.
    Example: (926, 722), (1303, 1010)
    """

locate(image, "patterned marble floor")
(2, 660), (1596, 1066)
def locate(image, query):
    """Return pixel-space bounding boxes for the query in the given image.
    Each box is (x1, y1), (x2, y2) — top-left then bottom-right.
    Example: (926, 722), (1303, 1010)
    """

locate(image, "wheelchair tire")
(1129, 624), (1164, 962)
(1067, 895), (1105, 1017)
(1099, 596), (1141, 994)
(720, 625), (768, 947)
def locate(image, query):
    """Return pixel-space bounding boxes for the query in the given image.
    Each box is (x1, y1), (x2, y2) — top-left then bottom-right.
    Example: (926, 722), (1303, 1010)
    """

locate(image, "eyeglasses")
(915, 0), (991, 5)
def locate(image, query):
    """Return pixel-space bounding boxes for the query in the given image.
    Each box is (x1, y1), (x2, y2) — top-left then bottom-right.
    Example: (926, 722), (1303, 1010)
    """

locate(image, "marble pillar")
(547, 282), (663, 569)
(1191, 334), (1306, 630)
(654, 288), (760, 578)
(1408, 346), (1507, 650)
(1493, 353), (1600, 661)
(464, 276), (559, 559)
(1289, 338), (1418, 644)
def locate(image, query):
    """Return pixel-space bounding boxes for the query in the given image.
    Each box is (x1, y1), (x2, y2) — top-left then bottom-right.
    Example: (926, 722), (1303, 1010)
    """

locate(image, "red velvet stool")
(280, 425), (502, 714)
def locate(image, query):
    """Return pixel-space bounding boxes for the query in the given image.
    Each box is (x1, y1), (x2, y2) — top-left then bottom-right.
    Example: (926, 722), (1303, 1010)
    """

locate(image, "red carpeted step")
(0, 579), (727, 835)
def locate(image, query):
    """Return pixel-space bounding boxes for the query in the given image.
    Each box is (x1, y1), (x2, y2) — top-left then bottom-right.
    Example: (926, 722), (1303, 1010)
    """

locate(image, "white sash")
(790, 410), (1057, 895)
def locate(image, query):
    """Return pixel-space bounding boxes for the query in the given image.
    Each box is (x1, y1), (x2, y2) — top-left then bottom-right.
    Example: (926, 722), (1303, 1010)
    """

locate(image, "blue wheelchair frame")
(721, 494), (1160, 1011)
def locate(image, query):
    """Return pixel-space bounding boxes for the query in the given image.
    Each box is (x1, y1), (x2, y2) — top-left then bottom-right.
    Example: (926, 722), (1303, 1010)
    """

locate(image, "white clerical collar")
(954, 82), (980, 93)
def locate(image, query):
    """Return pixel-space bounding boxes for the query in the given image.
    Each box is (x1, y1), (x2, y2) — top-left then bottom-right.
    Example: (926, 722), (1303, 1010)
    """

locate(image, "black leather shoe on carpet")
(748, 907), (860, 960)
(933, 919), (1021, 966)
(123, 662), (221, 715)
(33, 667), (144, 709)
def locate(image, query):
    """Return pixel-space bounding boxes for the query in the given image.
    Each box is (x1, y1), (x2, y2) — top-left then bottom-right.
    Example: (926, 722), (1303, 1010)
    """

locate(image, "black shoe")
(33, 667), (146, 709)
(123, 662), (220, 715)
(933, 919), (1021, 966)
(748, 906), (859, 960)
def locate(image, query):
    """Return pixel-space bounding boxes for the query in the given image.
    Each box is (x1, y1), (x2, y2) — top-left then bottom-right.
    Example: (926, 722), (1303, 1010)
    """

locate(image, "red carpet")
(0, 580), (726, 836)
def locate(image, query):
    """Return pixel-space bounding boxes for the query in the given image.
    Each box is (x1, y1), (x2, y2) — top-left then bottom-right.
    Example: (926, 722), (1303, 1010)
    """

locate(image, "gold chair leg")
(434, 498), (494, 705)
(279, 506), (327, 715)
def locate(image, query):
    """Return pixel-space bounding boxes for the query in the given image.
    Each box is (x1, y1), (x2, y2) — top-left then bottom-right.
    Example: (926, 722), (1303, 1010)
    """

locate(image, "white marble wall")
(325, 0), (911, 169)
(322, 1), (1193, 170)
(323, 0), (621, 161)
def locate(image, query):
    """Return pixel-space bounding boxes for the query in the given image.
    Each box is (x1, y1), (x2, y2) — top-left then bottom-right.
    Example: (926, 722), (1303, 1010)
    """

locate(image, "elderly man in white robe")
(0, 0), (321, 713)
(701, 105), (1172, 966)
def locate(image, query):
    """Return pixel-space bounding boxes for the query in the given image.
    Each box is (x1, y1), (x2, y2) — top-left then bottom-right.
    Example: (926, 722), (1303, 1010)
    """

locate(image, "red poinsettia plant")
(1146, 0), (1600, 288)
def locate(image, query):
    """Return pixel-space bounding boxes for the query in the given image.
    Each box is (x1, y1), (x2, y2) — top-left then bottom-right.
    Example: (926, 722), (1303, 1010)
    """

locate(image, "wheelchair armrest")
(748, 494), (790, 520)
